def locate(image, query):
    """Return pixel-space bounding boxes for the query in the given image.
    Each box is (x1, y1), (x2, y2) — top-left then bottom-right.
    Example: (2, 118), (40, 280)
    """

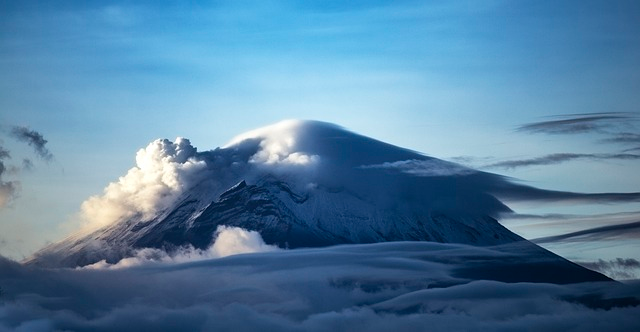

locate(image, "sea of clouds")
(2, 239), (640, 331)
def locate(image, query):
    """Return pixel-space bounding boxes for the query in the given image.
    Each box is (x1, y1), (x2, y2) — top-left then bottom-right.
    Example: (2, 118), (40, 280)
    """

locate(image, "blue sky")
(1, 0), (639, 272)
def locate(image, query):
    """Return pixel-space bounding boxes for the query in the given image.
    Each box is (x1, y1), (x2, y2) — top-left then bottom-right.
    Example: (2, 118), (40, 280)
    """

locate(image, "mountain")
(25, 120), (610, 282)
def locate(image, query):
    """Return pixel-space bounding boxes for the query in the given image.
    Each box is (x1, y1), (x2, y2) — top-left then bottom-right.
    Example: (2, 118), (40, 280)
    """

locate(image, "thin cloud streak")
(493, 181), (640, 205)
(517, 113), (633, 135)
(501, 211), (640, 222)
(532, 221), (640, 244)
(500, 212), (581, 220)
(484, 153), (640, 169)
(516, 113), (640, 156)
(602, 132), (640, 144)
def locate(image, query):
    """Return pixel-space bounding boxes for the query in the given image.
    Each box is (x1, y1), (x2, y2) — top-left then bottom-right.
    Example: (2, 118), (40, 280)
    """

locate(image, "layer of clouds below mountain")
(2, 241), (640, 332)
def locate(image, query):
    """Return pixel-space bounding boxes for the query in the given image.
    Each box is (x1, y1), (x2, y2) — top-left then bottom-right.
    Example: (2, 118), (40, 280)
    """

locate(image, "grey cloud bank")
(9, 126), (53, 161)
(0, 126), (53, 208)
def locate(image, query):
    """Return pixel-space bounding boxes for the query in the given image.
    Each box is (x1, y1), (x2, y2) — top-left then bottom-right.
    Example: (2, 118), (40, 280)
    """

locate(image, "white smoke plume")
(76, 121), (323, 233)
(78, 138), (208, 231)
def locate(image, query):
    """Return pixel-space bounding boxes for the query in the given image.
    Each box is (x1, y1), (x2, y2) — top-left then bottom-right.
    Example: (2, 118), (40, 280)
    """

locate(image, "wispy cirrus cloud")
(494, 185), (640, 204)
(468, 113), (640, 170)
(532, 220), (640, 244)
(517, 112), (635, 135)
(602, 132), (640, 144)
(484, 152), (640, 170)
(502, 211), (640, 222)
(604, 132), (640, 153)
(521, 112), (640, 151)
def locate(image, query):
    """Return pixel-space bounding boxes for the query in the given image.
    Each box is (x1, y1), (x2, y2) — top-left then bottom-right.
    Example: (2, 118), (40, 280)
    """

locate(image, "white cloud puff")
(211, 225), (280, 257)
(84, 226), (279, 269)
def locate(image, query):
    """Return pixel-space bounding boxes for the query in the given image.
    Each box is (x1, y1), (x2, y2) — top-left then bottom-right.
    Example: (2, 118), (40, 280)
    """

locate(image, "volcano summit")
(26, 120), (617, 283)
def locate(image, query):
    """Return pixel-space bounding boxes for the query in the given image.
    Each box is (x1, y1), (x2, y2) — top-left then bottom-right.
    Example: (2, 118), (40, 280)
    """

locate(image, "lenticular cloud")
(225, 120), (321, 165)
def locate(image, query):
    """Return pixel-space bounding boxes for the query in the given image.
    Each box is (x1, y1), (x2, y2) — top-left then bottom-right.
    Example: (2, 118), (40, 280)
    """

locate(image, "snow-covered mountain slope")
(22, 120), (611, 282)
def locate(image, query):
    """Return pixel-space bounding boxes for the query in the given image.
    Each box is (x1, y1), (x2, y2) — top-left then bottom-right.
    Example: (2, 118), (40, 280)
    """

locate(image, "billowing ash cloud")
(9, 126), (53, 161)
(1, 242), (639, 331)
(484, 153), (640, 169)
(78, 138), (210, 231)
